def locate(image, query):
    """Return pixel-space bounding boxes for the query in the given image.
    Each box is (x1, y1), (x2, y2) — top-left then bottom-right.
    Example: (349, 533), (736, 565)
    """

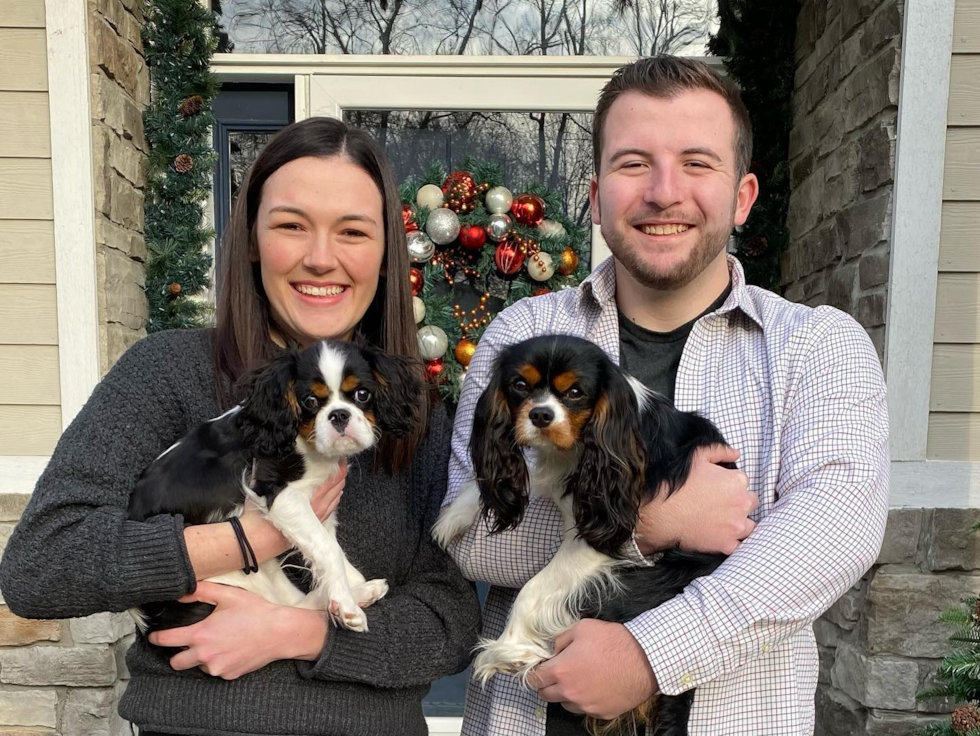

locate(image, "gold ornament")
(558, 246), (579, 276)
(168, 282), (182, 298)
(454, 338), (477, 368)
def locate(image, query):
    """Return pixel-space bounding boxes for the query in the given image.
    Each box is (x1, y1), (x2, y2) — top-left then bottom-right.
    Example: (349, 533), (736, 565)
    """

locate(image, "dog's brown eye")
(566, 387), (584, 399)
(301, 394), (319, 411)
(513, 379), (529, 393)
(353, 388), (372, 404)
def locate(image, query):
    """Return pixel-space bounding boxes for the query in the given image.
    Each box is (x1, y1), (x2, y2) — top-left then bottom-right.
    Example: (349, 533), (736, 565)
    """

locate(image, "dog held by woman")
(433, 334), (732, 735)
(129, 339), (421, 638)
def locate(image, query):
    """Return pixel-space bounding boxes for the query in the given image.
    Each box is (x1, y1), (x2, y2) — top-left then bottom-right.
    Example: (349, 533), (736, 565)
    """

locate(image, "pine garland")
(404, 161), (589, 402)
(709, 0), (799, 292)
(142, 0), (221, 331)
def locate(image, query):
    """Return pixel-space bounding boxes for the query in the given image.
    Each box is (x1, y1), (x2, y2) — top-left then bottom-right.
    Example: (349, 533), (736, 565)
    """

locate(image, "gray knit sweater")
(0, 329), (480, 736)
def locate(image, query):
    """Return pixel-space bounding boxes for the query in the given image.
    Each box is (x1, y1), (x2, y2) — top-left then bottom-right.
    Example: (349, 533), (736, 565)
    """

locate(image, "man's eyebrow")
(608, 148), (650, 162)
(682, 147), (724, 163)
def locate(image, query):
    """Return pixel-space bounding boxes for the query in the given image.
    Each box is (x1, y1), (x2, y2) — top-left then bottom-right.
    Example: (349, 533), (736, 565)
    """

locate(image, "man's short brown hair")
(592, 55), (753, 180)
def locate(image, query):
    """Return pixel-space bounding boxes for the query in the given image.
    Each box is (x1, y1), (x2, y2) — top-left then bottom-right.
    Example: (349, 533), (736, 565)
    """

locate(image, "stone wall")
(89, 0), (150, 371)
(816, 509), (980, 735)
(781, 0), (902, 363)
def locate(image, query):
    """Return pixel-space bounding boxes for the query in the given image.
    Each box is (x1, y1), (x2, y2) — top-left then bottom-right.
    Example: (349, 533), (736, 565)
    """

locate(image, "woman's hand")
(241, 459), (348, 558)
(148, 582), (329, 679)
(634, 445), (758, 556)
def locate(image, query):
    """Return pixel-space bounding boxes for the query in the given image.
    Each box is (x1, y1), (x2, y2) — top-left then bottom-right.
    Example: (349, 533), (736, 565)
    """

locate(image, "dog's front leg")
(266, 485), (368, 632)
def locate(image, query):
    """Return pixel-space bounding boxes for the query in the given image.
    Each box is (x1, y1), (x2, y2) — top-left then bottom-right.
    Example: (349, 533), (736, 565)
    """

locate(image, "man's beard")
(602, 212), (733, 291)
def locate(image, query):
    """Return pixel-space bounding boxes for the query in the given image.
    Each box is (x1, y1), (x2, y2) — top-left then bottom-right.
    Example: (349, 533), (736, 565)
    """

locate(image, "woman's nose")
(303, 235), (339, 273)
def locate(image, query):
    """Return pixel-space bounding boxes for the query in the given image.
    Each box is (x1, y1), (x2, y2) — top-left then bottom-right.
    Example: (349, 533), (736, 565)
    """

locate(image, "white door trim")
(45, 0), (102, 430)
(884, 0), (956, 460)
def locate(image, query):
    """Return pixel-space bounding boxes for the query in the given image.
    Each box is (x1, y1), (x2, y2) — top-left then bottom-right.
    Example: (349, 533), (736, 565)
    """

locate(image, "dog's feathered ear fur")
(569, 365), (647, 558)
(359, 344), (424, 439)
(237, 351), (301, 458)
(470, 366), (529, 534)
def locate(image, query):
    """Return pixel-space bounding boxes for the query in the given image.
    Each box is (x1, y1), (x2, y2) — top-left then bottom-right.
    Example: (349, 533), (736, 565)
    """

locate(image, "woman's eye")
(353, 388), (372, 404)
(279, 223), (302, 231)
(301, 394), (319, 411)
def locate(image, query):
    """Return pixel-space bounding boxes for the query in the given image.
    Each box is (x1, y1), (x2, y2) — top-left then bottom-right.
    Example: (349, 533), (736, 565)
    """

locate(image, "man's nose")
(642, 167), (682, 210)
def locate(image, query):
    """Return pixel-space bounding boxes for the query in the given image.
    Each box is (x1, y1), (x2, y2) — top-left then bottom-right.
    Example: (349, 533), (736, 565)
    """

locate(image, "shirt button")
(534, 707), (545, 719)
(761, 642), (772, 654)
(681, 673), (694, 686)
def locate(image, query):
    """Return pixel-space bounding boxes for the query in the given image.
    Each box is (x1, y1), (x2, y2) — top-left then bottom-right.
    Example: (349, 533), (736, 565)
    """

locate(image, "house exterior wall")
(0, 0), (61, 459)
(929, 0), (980, 460)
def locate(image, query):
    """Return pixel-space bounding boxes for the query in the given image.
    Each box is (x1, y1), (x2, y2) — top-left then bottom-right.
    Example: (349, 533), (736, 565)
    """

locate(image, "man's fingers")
(561, 701), (585, 715)
(748, 491), (760, 513)
(741, 518), (756, 540)
(553, 628), (575, 655)
(530, 659), (559, 690)
(537, 683), (564, 703)
(701, 444), (740, 464)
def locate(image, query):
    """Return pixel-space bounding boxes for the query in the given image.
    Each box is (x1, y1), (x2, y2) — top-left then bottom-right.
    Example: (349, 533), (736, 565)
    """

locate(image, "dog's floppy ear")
(470, 366), (529, 534)
(569, 366), (646, 558)
(360, 344), (424, 439)
(237, 351), (301, 458)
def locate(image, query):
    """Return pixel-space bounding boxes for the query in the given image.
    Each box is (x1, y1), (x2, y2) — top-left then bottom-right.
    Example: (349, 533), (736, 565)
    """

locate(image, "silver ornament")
(537, 219), (567, 239)
(528, 251), (556, 281)
(407, 231), (435, 263)
(416, 184), (445, 210)
(417, 324), (449, 361)
(425, 208), (461, 246)
(413, 296), (426, 324)
(485, 186), (514, 215)
(487, 213), (512, 242)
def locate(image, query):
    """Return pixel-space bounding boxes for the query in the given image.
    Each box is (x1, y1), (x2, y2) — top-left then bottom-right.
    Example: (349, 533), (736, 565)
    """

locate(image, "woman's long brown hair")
(212, 117), (429, 473)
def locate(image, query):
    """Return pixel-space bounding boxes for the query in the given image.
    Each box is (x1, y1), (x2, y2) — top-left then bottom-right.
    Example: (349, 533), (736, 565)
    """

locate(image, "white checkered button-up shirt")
(446, 256), (890, 736)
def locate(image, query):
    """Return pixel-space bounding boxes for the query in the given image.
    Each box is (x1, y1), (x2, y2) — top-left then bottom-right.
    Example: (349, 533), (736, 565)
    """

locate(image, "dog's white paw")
(329, 597), (369, 632)
(353, 578), (388, 608)
(472, 636), (552, 689)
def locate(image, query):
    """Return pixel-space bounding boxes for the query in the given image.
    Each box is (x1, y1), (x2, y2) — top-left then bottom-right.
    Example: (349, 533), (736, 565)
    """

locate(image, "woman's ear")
(470, 370), (529, 534)
(237, 351), (301, 458)
(360, 345), (423, 438)
(569, 368), (646, 558)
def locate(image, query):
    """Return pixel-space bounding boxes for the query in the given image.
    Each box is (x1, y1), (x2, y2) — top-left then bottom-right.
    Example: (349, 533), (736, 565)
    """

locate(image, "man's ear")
(589, 176), (601, 226)
(733, 172), (760, 227)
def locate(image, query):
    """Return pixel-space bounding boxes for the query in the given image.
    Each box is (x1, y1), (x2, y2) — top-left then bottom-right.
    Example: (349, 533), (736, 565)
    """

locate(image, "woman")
(0, 118), (480, 736)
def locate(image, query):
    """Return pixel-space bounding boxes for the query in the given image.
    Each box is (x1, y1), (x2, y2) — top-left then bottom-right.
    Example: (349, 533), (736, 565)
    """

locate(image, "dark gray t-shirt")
(545, 283), (731, 736)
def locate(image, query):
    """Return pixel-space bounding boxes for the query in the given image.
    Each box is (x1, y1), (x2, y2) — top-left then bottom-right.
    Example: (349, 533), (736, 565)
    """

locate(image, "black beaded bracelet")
(228, 516), (259, 574)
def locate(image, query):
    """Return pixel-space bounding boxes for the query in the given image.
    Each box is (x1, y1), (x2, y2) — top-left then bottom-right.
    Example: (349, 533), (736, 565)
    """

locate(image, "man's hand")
(148, 582), (329, 679)
(529, 619), (657, 720)
(635, 445), (757, 556)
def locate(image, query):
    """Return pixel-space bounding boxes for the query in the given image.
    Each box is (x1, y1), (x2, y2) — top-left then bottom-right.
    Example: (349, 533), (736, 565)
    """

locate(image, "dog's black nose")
(329, 409), (350, 431)
(529, 406), (554, 428)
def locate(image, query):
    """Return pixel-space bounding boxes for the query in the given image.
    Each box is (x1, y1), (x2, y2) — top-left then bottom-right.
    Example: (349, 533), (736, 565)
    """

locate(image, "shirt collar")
(579, 254), (764, 329)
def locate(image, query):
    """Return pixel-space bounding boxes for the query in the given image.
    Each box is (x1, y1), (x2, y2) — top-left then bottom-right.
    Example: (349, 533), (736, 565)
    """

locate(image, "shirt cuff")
(622, 533), (664, 567)
(623, 594), (721, 696)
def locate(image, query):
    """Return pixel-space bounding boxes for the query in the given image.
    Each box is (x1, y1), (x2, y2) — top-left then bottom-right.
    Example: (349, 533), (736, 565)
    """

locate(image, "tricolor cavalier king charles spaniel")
(128, 340), (421, 637)
(434, 334), (733, 736)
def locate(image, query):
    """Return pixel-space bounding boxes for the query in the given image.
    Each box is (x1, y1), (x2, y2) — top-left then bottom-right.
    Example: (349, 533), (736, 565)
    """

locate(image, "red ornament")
(442, 171), (476, 196)
(459, 224), (487, 251)
(494, 240), (526, 276)
(424, 357), (446, 382)
(409, 267), (424, 296)
(532, 288), (550, 297)
(402, 203), (418, 232)
(511, 194), (546, 227)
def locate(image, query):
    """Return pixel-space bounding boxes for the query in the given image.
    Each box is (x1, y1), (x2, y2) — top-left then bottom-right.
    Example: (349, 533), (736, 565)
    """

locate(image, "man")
(445, 56), (889, 735)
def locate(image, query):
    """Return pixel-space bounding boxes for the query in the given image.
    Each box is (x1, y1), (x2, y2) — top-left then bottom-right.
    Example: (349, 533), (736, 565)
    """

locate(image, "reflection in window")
(228, 131), (279, 212)
(346, 109), (594, 232)
(214, 0), (716, 57)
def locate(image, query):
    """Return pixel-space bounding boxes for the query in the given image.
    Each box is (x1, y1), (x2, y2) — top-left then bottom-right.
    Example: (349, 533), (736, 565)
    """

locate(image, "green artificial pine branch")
(142, 0), (221, 332)
(918, 592), (980, 732)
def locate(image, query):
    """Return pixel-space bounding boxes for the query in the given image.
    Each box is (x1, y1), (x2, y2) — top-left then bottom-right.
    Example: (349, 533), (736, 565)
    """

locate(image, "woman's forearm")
(183, 515), (288, 581)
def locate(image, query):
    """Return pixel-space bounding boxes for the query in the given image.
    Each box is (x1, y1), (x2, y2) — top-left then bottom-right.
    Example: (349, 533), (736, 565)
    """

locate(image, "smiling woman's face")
(256, 154), (386, 346)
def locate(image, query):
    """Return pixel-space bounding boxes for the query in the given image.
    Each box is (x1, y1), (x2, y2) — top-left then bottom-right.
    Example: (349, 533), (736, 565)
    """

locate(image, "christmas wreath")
(401, 160), (590, 402)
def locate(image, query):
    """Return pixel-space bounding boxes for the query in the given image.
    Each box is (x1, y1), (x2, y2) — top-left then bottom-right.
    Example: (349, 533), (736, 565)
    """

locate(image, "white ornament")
(413, 296), (426, 324)
(416, 184), (445, 210)
(486, 214), (512, 242)
(407, 231), (435, 263)
(425, 208), (460, 246)
(417, 325), (449, 361)
(528, 252), (556, 281)
(537, 219), (567, 239)
(485, 186), (514, 215)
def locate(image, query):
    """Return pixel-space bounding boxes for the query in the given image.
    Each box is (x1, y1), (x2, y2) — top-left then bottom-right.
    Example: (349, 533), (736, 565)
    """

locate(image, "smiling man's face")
(590, 89), (757, 291)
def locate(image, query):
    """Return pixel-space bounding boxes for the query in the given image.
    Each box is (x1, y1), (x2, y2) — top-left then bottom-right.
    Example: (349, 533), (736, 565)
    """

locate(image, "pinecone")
(179, 95), (204, 117)
(952, 704), (980, 734)
(743, 235), (768, 258)
(173, 154), (193, 174)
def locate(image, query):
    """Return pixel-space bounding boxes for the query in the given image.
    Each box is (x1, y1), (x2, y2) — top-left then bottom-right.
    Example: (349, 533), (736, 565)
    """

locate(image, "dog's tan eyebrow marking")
(518, 364), (542, 385)
(286, 380), (301, 414)
(341, 375), (360, 392)
(310, 381), (330, 399)
(552, 371), (578, 393)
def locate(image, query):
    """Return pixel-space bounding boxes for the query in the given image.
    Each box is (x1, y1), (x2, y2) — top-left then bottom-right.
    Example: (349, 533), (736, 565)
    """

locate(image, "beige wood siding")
(0, 7), (61, 455)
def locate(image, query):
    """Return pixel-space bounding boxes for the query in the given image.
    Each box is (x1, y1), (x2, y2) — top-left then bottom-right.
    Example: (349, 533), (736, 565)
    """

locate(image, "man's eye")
(353, 388), (372, 404)
(301, 394), (319, 411)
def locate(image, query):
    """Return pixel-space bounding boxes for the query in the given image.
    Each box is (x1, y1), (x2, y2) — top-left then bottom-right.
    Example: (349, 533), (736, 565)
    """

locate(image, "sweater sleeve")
(0, 333), (199, 619)
(299, 405), (482, 688)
